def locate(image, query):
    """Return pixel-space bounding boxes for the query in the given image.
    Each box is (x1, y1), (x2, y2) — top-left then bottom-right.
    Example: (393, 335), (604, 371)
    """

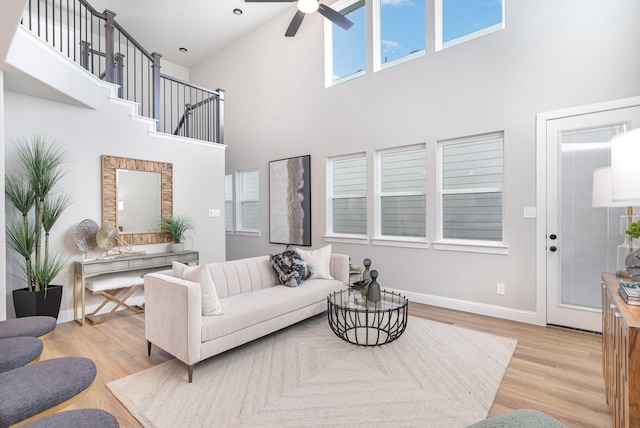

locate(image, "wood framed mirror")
(101, 155), (173, 245)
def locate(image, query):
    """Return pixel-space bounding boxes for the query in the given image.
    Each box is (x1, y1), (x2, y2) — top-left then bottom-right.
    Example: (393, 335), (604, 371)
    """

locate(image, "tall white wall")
(189, 0), (640, 322)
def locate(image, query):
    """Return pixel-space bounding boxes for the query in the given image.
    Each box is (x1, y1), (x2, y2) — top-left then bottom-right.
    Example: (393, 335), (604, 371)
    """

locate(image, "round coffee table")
(327, 289), (408, 346)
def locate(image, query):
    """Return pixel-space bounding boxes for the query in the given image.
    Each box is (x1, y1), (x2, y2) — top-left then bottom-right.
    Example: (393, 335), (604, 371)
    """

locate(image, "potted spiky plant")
(151, 214), (194, 253)
(6, 136), (72, 318)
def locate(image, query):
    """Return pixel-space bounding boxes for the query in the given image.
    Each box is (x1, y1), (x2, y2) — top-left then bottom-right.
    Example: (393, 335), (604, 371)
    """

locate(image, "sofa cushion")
(296, 245), (333, 280)
(270, 249), (313, 287)
(201, 279), (342, 342)
(173, 262), (224, 316)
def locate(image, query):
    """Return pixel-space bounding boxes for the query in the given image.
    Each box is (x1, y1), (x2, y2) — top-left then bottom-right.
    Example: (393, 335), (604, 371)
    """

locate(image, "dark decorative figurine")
(366, 270), (381, 302)
(362, 258), (372, 282)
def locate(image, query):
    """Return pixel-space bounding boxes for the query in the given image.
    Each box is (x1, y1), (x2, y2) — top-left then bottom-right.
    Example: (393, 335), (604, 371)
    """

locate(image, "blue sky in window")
(331, 0), (503, 80)
(443, 0), (503, 42)
(381, 0), (426, 64)
(332, 4), (365, 80)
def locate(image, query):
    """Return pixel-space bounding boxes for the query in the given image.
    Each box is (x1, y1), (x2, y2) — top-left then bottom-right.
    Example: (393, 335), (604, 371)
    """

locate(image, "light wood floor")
(40, 303), (613, 427)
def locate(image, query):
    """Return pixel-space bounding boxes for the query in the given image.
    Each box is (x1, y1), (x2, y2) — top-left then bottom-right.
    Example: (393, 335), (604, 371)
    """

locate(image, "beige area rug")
(108, 315), (517, 428)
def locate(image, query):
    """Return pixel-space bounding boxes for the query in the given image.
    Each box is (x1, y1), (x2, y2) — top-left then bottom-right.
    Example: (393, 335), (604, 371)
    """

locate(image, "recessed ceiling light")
(233, 8), (243, 15)
(179, 47), (188, 52)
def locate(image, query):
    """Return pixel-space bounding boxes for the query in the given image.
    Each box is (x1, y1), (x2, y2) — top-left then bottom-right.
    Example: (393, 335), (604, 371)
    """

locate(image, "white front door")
(542, 100), (640, 332)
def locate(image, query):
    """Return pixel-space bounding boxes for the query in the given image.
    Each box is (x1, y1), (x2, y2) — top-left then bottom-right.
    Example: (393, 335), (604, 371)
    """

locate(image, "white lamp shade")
(591, 166), (633, 208)
(593, 166), (640, 207)
(611, 128), (640, 201)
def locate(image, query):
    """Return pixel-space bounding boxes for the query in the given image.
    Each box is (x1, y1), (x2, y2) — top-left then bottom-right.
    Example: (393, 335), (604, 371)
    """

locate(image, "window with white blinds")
(328, 154), (367, 235)
(440, 133), (503, 242)
(236, 169), (259, 232)
(376, 145), (426, 238)
(224, 174), (233, 231)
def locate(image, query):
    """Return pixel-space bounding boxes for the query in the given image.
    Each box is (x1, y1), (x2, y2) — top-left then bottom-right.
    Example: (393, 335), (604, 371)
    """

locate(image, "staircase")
(17, 0), (224, 144)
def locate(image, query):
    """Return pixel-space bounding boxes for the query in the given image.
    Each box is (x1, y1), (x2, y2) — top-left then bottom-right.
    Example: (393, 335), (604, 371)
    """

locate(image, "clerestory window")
(436, 0), (505, 50)
(325, 0), (366, 87)
(374, 0), (426, 71)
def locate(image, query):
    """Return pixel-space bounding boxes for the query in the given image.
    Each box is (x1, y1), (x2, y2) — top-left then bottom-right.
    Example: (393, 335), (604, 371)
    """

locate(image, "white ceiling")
(88, 0), (295, 68)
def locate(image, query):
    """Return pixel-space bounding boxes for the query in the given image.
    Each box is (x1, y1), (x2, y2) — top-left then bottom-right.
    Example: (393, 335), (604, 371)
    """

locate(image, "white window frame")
(372, 0), (426, 72)
(324, 0), (367, 88)
(435, 0), (505, 51)
(434, 132), (508, 254)
(373, 144), (428, 249)
(235, 168), (261, 237)
(224, 173), (234, 234)
(325, 153), (369, 245)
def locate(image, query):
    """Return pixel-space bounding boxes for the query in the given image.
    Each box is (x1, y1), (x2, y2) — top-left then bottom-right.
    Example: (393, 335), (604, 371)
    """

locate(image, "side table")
(327, 289), (408, 346)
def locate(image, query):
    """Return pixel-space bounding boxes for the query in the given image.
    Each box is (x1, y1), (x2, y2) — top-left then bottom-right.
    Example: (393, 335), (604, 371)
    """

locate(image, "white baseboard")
(386, 287), (545, 326)
(57, 295), (145, 324)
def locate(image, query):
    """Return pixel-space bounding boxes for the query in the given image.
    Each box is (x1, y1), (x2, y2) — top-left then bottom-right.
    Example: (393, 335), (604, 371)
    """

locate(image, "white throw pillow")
(172, 261), (189, 278)
(296, 245), (333, 280)
(172, 262), (224, 316)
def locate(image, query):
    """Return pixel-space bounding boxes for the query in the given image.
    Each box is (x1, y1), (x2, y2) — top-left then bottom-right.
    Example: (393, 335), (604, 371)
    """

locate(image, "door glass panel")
(560, 125), (625, 309)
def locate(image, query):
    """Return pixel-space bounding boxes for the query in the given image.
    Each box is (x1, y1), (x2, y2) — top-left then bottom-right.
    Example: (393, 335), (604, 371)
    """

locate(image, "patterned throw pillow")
(270, 249), (314, 287)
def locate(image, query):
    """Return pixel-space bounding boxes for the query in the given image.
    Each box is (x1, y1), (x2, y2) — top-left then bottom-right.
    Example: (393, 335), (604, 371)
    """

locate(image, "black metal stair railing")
(20, 0), (224, 144)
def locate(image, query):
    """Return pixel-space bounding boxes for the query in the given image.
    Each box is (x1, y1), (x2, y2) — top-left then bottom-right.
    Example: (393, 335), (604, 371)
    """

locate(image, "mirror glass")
(102, 155), (173, 245)
(116, 169), (161, 233)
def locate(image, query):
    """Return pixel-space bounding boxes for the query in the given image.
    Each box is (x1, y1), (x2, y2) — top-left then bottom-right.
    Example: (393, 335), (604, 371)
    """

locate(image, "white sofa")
(144, 253), (349, 382)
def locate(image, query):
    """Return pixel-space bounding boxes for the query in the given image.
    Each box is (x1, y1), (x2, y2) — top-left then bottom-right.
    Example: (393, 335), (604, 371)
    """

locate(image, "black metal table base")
(327, 289), (408, 346)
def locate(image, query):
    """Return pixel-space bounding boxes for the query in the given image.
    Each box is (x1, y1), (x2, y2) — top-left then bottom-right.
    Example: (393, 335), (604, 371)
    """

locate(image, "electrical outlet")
(497, 283), (505, 295)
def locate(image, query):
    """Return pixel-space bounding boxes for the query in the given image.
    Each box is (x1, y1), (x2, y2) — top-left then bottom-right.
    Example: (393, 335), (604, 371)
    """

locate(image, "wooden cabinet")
(602, 273), (640, 427)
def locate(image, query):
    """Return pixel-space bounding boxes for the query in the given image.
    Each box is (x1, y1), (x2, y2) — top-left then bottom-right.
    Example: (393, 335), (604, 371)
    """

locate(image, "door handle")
(550, 246), (557, 252)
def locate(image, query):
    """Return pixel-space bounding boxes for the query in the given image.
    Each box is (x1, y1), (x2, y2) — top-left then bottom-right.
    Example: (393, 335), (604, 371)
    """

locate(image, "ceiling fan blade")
(318, 4), (354, 31)
(285, 10), (305, 37)
(244, 0), (295, 2)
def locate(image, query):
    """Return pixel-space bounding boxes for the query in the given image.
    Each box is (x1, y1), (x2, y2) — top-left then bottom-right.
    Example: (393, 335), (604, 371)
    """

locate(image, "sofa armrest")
(330, 253), (350, 286)
(144, 272), (202, 365)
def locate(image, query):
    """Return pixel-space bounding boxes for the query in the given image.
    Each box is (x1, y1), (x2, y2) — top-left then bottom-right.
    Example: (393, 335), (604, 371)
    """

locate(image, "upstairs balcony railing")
(20, 0), (224, 144)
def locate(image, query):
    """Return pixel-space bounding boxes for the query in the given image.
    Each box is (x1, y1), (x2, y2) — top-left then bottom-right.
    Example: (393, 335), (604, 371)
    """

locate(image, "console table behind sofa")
(73, 250), (198, 326)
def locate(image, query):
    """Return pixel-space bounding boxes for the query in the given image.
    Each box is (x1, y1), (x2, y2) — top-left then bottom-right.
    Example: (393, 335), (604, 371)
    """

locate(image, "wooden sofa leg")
(147, 340), (152, 356)
(188, 364), (193, 383)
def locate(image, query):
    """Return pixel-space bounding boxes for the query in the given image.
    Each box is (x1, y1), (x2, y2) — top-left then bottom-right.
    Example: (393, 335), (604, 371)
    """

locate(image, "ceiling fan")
(245, 0), (354, 37)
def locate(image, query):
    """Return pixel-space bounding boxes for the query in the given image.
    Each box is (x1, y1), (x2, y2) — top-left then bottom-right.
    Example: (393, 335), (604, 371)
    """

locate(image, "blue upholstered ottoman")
(466, 409), (568, 427)
(0, 357), (96, 427)
(0, 337), (43, 373)
(21, 409), (119, 427)
(0, 316), (57, 339)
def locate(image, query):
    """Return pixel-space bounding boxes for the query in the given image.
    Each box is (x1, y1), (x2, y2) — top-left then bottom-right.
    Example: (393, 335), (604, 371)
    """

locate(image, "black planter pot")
(12, 284), (63, 319)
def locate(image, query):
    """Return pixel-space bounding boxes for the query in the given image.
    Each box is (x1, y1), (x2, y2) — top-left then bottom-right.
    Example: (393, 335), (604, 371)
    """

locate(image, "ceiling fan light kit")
(297, 0), (319, 13)
(245, 0), (354, 37)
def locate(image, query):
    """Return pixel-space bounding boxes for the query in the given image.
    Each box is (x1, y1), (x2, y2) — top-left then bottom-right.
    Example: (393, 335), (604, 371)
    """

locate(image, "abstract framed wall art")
(269, 155), (311, 246)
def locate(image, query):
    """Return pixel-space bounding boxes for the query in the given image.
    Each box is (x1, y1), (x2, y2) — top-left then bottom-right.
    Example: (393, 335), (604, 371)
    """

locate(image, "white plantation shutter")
(238, 169), (259, 231)
(330, 154), (367, 235)
(379, 147), (426, 237)
(441, 134), (503, 241)
(224, 174), (233, 231)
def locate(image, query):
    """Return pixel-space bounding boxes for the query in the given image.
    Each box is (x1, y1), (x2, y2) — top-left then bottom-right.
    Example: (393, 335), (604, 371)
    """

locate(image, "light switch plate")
(208, 209), (221, 217)
(523, 207), (537, 218)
